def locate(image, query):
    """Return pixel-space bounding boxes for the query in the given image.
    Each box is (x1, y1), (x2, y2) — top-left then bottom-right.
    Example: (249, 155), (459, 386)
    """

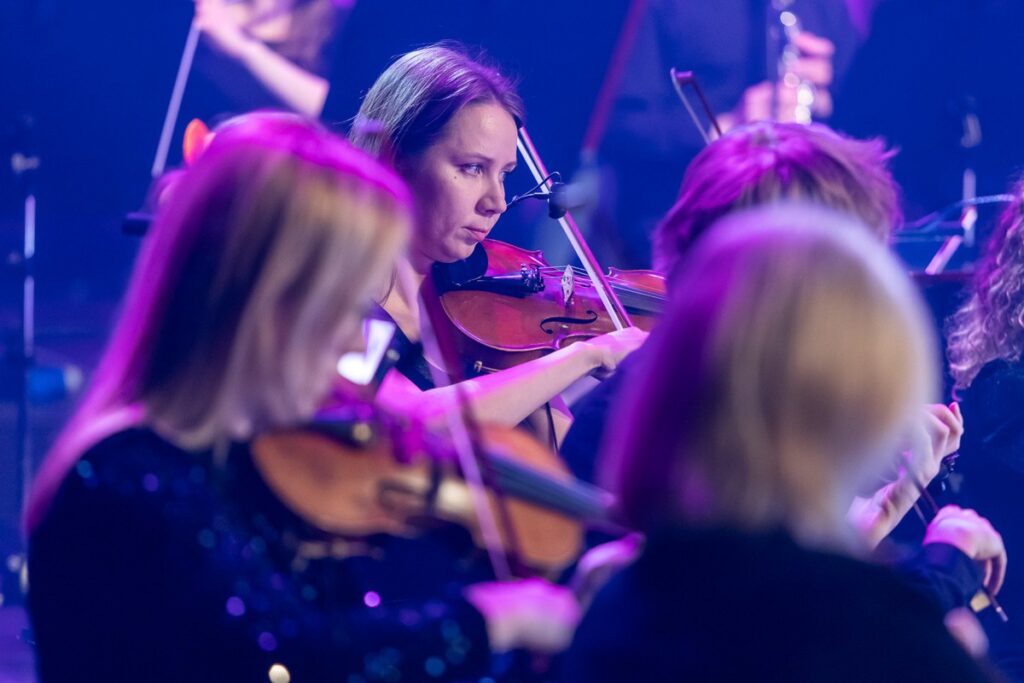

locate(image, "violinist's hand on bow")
(718, 31), (835, 133)
(193, 0), (253, 60)
(570, 533), (644, 612)
(464, 578), (581, 654)
(848, 403), (963, 548)
(921, 401), (964, 462)
(925, 505), (1007, 596)
(583, 327), (648, 380)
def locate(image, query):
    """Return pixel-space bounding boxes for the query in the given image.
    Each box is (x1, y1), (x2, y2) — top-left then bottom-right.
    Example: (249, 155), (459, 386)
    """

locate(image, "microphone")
(509, 170), (598, 220)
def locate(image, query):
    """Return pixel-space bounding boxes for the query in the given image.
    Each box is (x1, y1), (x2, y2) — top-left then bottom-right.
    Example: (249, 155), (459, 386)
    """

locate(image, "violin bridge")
(561, 265), (575, 306)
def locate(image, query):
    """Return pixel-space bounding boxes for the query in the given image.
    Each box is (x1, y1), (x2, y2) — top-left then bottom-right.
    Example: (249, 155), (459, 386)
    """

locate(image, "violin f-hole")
(539, 311), (600, 335)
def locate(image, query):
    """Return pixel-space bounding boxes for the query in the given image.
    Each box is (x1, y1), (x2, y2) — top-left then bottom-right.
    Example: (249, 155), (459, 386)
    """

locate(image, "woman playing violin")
(349, 44), (647, 442)
(25, 113), (577, 682)
(563, 204), (1004, 682)
(948, 180), (1024, 676)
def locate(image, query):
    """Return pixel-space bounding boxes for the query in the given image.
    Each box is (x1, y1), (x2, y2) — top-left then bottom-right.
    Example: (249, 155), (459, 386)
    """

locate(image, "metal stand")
(2, 115), (40, 603)
(151, 24), (201, 178)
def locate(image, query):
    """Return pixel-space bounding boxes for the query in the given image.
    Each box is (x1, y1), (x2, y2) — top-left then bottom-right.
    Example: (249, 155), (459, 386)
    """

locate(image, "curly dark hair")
(947, 180), (1024, 390)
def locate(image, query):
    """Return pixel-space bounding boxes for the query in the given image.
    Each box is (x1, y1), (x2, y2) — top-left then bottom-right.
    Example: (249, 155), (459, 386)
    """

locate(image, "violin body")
(251, 405), (617, 576)
(435, 240), (666, 373)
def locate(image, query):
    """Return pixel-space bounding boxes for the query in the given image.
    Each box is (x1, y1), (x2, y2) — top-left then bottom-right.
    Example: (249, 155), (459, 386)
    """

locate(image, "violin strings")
(531, 266), (664, 302)
(486, 456), (608, 520)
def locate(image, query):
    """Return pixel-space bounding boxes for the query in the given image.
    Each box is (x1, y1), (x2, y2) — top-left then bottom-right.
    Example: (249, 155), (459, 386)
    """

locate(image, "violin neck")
(612, 284), (664, 316)
(483, 454), (620, 528)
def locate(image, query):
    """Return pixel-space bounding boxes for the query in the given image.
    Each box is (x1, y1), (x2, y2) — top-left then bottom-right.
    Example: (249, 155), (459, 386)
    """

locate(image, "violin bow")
(516, 128), (634, 331)
(151, 22), (201, 178)
(398, 268), (522, 581)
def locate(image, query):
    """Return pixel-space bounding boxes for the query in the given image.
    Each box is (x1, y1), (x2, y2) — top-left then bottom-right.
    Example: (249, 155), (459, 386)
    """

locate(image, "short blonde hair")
(608, 204), (936, 540)
(28, 113), (410, 530)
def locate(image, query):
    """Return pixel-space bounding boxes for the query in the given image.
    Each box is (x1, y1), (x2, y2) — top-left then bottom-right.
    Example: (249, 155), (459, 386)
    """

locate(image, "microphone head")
(548, 182), (570, 219)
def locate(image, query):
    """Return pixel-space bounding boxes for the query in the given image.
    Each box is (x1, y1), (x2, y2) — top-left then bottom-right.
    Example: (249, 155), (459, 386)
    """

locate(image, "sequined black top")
(28, 427), (492, 682)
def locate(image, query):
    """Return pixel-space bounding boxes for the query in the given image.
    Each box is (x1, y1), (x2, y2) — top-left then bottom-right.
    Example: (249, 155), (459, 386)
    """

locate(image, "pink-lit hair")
(26, 113), (410, 532)
(653, 122), (901, 280)
(607, 204), (935, 541)
(350, 43), (524, 165)
(948, 181), (1024, 390)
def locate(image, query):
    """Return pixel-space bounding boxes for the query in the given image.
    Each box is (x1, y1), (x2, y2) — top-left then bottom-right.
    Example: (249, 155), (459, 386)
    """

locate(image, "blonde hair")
(608, 204), (936, 544)
(27, 113), (410, 531)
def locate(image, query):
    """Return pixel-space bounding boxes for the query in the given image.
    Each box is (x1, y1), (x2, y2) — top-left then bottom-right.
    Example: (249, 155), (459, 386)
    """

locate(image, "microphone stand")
(516, 128), (633, 331)
(3, 113), (40, 601)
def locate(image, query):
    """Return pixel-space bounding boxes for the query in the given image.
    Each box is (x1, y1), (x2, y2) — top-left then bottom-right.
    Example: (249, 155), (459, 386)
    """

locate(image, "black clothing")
(599, 0), (860, 267)
(373, 303), (437, 391)
(884, 539), (985, 615)
(957, 359), (1024, 679)
(28, 428), (491, 682)
(562, 350), (986, 615)
(562, 526), (1000, 683)
(834, 0), (1024, 223)
(185, 1), (347, 127)
(560, 348), (641, 484)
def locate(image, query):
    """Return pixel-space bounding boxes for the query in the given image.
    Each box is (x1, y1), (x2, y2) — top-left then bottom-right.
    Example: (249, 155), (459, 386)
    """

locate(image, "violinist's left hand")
(464, 578), (581, 653)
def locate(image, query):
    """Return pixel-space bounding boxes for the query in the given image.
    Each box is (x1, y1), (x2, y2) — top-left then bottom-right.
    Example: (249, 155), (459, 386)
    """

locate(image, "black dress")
(28, 427), (493, 682)
(561, 526), (1002, 683)
(558, 348), (641, 485)
(957, 359), (1024, 680)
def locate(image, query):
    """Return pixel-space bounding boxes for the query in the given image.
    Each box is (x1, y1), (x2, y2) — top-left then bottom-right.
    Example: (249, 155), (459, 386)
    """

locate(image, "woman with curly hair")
(947, 183), (1024, 678)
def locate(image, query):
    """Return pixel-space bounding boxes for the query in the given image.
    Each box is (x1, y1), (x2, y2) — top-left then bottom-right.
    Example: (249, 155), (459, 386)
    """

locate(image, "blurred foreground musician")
(563, 204), (1005, 682)
(25, 113), (577, 682)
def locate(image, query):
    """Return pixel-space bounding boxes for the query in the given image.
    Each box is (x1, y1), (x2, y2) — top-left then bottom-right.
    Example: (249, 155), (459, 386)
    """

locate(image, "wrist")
(924, 526), (978, 559)
(577, 339), (606, 372)
(236, 35), (262, 64)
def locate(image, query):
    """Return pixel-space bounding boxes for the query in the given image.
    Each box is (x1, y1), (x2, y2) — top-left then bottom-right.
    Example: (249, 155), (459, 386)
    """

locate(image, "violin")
(251, 403), (621, 576)
(420, 127), (667, 375)
(432, 239), (666, 373)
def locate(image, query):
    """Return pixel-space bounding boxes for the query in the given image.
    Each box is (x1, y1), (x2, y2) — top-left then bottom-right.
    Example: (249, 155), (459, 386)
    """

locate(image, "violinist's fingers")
(465, 579), (581, 653)
(981, 559), (993, 593)
(926, 402), (964, 456)
(988, 537), (1008, 595)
